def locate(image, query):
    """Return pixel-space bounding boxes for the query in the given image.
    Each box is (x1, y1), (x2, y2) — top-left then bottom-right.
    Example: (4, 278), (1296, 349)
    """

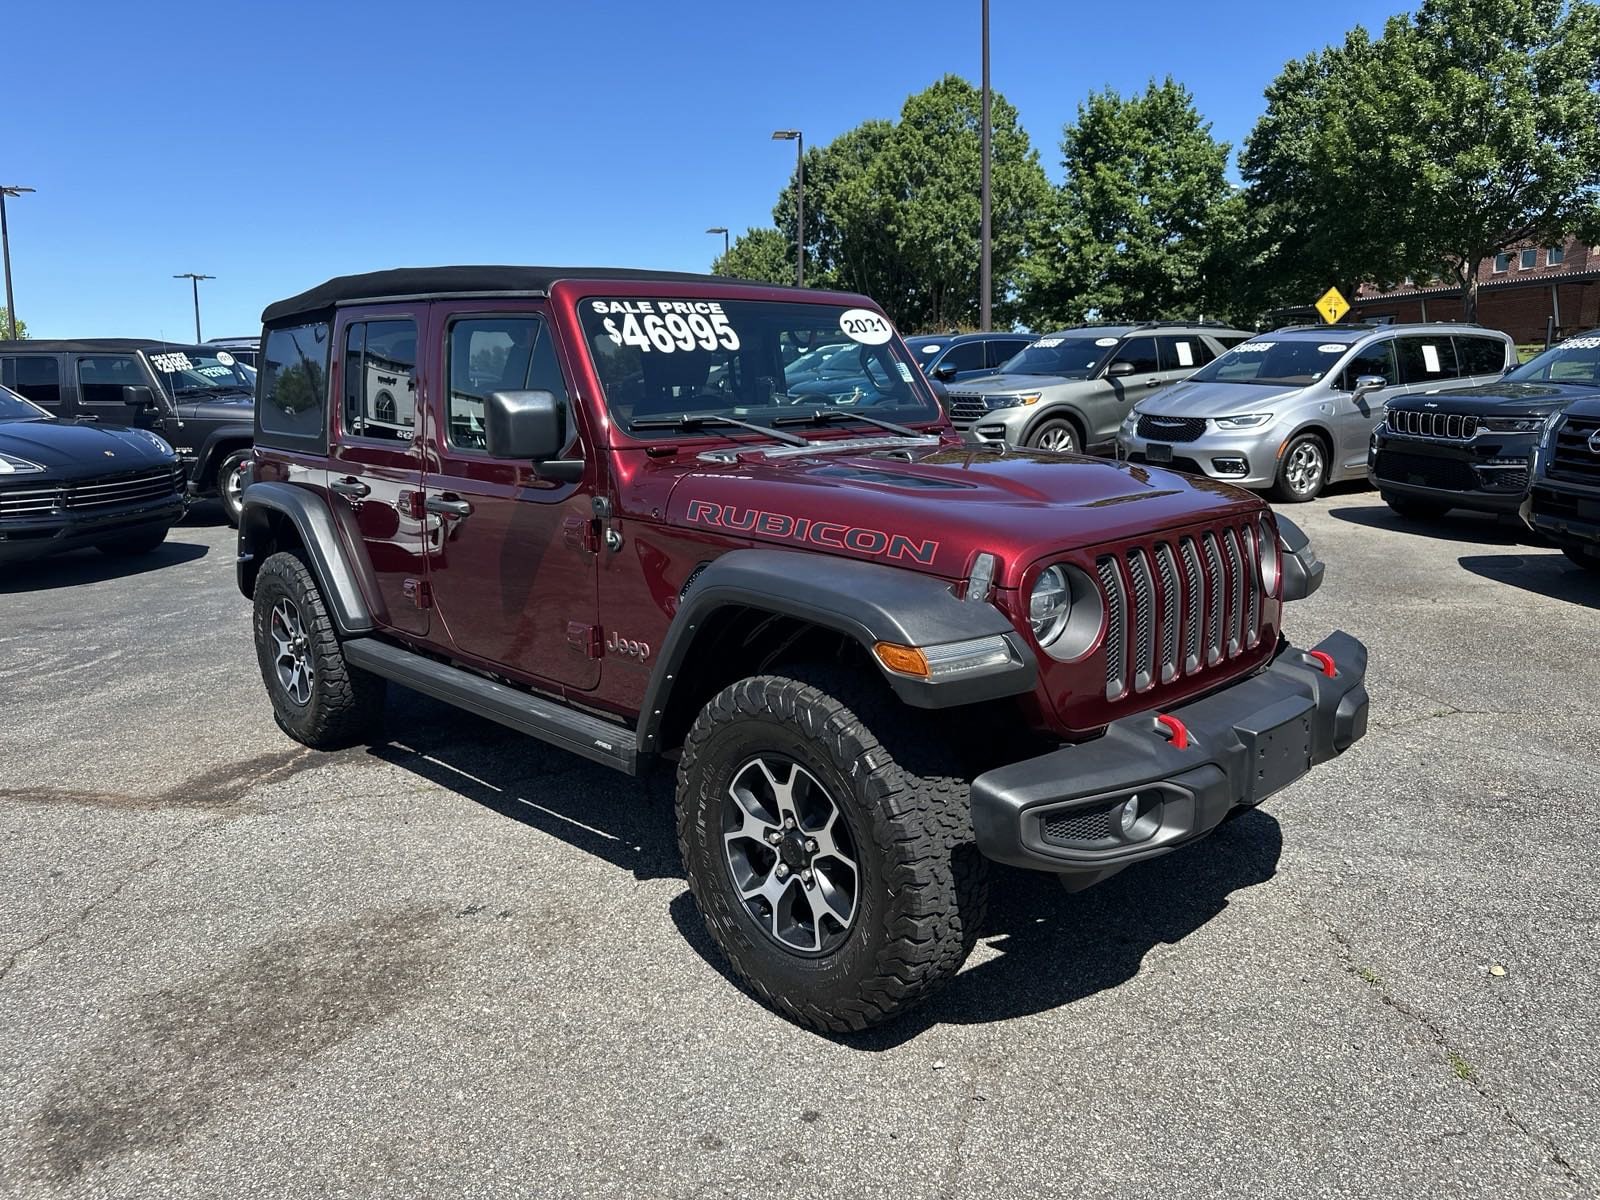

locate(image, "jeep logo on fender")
(686, 500), (938, 565)
(606, 632), (650, 660)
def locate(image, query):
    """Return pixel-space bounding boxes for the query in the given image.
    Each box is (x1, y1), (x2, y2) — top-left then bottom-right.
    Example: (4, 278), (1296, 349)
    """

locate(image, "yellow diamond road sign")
(1316, 286), (1350, 325)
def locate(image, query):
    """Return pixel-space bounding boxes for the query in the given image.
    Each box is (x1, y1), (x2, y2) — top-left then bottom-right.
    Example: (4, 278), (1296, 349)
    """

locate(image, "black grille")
(1041, 804), (1117, 847)
(1374, 450), (1478, 491)
(1096, 521), (1267, 703)
(1388, 410), (1481, 439)
(1549, 416), (1600, 484)
(1137, 415), (1207, 443)
(0, 466), (181, 520)
(947, 393), (988, 426)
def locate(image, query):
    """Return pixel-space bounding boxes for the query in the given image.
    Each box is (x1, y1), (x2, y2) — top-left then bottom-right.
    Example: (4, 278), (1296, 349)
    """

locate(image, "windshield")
(1505, 335), (1600, 386)
(577, 298), (942, 435)
(1187, 337), (1349, 386)
(144, 347), (258, 397)
(0, 385), (48, 421)
(996, 335), (1117, 379)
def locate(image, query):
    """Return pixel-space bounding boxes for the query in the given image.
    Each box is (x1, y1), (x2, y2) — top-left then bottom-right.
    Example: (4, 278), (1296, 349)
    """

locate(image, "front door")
(1335, 338), (1401, 471)
(328, 311), (431, 637)
(1099, 335), (1164, 442)
(422, 303), (600, 691)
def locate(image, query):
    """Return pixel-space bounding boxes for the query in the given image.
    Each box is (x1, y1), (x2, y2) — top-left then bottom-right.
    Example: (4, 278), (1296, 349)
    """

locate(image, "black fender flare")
(191, 424), (255, 490)
(236, 481), (375, 634)
(1273, 514), (1325, 601)
(635, 548), (1036, 753)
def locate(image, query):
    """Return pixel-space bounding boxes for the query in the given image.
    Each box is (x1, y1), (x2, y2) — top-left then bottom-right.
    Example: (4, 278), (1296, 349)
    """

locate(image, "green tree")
(712, 226), (794, 285)
(0, 308), (26, 340)
(1025, 79), (1242, 326)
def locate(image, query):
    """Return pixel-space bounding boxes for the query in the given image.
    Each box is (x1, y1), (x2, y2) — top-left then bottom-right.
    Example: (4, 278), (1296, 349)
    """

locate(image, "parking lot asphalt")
(1, 488), (1597, 1200)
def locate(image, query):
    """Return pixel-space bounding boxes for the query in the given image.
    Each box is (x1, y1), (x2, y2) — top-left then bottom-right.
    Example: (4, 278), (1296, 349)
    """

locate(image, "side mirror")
(1107, 361), (1135, 377)
(122, 385), (159, 427)
(484, 389), (582, 482)
(931, 362), (958, 382)
(1351, 374), (1387, 397)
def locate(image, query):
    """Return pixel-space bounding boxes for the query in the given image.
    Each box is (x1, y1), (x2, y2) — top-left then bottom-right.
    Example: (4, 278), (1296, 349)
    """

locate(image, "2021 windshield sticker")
(593, 299), (740, 353)
(149, 352), (194, 372)
(839, 308), (893, 345)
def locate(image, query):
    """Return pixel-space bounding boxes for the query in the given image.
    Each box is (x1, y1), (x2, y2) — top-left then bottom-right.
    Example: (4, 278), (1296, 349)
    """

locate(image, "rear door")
(1, 354), (66, 415)
(422, 302), (600, 691)
(327, 309), (431, 637)
(1157, 333), (1214, 380)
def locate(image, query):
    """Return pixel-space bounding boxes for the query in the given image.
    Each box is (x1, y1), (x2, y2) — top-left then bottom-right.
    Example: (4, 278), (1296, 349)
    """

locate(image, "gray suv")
(1117, 323), (1515, 502)
(945, 321), (1254, 453)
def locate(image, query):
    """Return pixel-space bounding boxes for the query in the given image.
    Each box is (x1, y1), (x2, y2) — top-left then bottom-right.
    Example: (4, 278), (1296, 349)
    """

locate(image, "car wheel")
(1028, 418), (1080, 454)
(1561, 546), (1600, 573)
(1271, 434), (1327, 502)
(218, 449), (251, 527)
(676, 668), (988, 1032)
(1381, 491), (1450, 519)
(95, 528), (169, 557)
(252, 551), (385, 749)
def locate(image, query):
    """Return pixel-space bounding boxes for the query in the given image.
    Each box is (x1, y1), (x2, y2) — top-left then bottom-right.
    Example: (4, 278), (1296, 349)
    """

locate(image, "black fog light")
(1117, 791), (1162, 843)
(1211, 456), (1249, 476)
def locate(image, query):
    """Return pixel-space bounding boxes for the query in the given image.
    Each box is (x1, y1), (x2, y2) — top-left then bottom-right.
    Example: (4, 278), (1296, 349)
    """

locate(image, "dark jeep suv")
(237, 266), (1369, 1031)
(0, 338), (256, 524)
(1524, 345), (1600, 572)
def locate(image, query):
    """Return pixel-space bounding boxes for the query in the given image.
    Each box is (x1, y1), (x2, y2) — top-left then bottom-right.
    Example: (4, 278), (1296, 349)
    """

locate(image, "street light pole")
(173, 272), (215, 343)
(1, 185), (36, 342)
(772, 130), (804, 287)
(980, 0), (993, 332)
(706, 226), (730, 263)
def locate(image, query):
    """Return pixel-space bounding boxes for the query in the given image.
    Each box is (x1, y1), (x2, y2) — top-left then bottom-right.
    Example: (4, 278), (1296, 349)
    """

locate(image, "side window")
(1341, 340), (1398, 390)
(988, 338), (1030, 368)
(447, 316), (573, 454)
(1157, 335), (1211, 371)
(258, 321), (331, 448)
(75, 355), (146, 407)
(939, 341), (986, 374)
(1395, 336), (1460, 384)
(341, 319), (417, 442)
(1113, 337), (1159, 375)
(1, 356), (62, 410)
(1455, 336), (1508, 376)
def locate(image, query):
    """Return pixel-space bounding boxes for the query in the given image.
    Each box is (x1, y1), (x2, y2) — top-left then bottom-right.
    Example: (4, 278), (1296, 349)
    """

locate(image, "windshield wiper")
(773, 409), (928, 438)
(629, 413), (809, 447)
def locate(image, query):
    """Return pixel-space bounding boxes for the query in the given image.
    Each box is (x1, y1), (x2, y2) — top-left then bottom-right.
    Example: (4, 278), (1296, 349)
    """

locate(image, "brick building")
(1353, 235), (1600, 344)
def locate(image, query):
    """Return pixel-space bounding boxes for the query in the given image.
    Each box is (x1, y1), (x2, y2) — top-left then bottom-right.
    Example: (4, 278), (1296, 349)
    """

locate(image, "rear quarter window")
(258, 321), (331, 449)
(1455, 336), (1509, 376)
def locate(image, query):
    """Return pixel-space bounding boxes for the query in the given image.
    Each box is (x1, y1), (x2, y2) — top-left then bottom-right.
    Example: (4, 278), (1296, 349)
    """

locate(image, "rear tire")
(1562, 545), (1600, 573)
(676, 668), (988, 1032)
(1270, 433), (1327, 502)
(1382, 491), (1449, 519)
(217, 449), (251, 527)
(252, 551), (385, 749)
(95, 528), (168, 556)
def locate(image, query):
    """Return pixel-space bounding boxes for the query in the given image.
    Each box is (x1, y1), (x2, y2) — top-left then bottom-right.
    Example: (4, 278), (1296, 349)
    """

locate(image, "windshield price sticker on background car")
(1318, 344), (1344, 353)
(1561, 336), (1600, 350)
(1032, 337), (1065, 348)
(215, 350), (236, 366)
(839, 308), (893, 345)
(1238, 342), (1274, 353)
(1094, 337), (1118, 347)
(149, 352), (194, 372)
(593, 299), (740, 353)
(1175, 342), (1194, 366)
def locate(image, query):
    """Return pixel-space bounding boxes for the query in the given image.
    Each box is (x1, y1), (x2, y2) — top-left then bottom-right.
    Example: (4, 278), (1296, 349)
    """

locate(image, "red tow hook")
(1307, 650), (1337, 678)
(1154, 713), (1190, 750)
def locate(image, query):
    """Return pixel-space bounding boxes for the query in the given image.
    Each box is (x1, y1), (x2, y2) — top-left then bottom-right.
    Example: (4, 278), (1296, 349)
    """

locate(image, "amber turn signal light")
(873, 641), (930, 678)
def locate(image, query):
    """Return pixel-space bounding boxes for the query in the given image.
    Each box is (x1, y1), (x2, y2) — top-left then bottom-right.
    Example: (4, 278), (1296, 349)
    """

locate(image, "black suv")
(1525, 351), (1600, 572)
(0, 338), (256, 524)
(1369, 333), (1600, 519)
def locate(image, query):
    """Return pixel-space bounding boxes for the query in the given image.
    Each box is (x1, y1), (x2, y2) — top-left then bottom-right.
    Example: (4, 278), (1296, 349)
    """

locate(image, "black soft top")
(261, 265), (765, 326)
(0, 338), (210, 354)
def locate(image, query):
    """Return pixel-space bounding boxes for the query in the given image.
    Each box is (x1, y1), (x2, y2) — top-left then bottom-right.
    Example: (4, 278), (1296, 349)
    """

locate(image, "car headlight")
(1258, 517), (1281, 596)
(1027, 563), (1104, 661)
(0, 452), (45, 475)
(1030, 565), (1071, 642)
(987, 392), (1042, 410)
(1120, 410), (1140, 434)
(1213, 413), (1273, 430)
(1479, 415), (1546, 434)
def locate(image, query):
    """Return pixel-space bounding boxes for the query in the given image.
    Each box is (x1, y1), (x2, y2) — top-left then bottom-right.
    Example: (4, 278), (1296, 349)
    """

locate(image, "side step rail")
(344, 638), (639, 775)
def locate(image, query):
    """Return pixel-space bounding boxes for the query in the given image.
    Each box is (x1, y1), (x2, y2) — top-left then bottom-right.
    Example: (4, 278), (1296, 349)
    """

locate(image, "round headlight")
(1258, 517), (1280, 597)
(1029, 565), (1071, 644)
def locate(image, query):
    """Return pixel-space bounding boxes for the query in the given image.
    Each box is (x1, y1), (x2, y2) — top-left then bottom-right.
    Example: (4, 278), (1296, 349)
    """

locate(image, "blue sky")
(5, 0), (1409, 339)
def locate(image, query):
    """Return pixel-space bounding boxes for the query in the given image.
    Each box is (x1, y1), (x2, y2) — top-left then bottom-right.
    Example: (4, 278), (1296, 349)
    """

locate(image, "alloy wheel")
(270, 598), (315, 706)
(1285, 440), (1324, 495)
(1037, 425), (1077, 453)
(722, 755), (860, 954)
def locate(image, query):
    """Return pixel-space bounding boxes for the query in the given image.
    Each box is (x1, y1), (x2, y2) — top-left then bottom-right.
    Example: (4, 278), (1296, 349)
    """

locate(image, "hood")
(1139, 379), (1305, 418)
(0, 419), (176, 481)
(944, 371), (1079, 395)
(650, 440), (1264, 587)
(1386, 380), (1596, 417)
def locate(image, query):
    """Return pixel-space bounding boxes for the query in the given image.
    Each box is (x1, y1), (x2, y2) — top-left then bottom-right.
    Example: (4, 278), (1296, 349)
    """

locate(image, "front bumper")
(0, 494), (184, 564)
(1117, 427), (1280, 488)
(1368, 430), (1535, 514)
(1524, 480), (1600, 548)
(970, 631), (1368, 882)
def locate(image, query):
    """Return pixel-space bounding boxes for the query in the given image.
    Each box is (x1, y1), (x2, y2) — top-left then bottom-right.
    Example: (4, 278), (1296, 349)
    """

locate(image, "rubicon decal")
(686, 501), (939, 565)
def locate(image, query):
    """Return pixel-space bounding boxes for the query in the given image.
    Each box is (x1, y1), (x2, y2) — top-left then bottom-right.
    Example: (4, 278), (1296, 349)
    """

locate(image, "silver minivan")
(1116, 323), (1515, 501)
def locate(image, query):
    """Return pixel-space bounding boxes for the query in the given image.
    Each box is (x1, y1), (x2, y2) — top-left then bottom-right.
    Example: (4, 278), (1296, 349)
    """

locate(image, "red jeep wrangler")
(237, 267), (1368, 1031)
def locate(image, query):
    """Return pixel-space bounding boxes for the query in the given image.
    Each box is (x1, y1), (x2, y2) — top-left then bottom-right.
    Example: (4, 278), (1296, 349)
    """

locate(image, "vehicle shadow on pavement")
(671, 808), (1284, 1045)
(0, 540), (209, 593)
(1458, 553), (1600, 609)
(366, 691), (682, 881)
(1325, 504), (1538, 545)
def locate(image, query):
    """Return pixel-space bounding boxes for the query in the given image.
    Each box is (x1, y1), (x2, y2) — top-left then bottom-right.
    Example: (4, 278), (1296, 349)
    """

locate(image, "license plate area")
(1234, 695), (1315, 804)
(1147, 442), (1174, 464)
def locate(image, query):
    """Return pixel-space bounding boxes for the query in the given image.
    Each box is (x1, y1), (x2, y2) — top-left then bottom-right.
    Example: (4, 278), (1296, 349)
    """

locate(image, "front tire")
(1271, 433), (1328, 502)
(1382, 491), (1450, 519)
(676, 669), (987, 1032)
(252, 551), (385, 749)
(1027, 417), (1080, 454)
(217, 449), (251, 527)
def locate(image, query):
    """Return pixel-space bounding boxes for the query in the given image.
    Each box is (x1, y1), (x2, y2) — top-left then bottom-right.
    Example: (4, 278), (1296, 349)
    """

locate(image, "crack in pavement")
(1322, 924), (1587, 1191)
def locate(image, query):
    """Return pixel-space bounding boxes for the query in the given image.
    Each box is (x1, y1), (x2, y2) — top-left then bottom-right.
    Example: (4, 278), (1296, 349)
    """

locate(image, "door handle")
(330, 477), (370, 499)
(424, 495), (473, 518)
